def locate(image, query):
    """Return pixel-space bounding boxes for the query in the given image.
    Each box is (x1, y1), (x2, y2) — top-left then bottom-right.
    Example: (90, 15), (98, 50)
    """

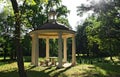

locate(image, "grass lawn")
(0, 57), (120, 77)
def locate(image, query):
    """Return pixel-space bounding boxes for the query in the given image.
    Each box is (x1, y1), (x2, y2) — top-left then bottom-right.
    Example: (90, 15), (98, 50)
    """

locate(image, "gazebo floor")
(63, 63), (72, 67)
(39, 62), (72, 68)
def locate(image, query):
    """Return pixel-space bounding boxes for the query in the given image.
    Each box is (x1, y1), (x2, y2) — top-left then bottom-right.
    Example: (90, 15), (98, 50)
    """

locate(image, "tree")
(0, 1), (16, 60)
(76, 23), (88, 56)
(10, 0), (27, 77)
(77, 0), (120, 59)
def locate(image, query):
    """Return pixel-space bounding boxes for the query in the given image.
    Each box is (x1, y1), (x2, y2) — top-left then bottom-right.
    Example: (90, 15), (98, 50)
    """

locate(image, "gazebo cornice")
(30, 29), (75, 35)
(30, 29), (75, 39)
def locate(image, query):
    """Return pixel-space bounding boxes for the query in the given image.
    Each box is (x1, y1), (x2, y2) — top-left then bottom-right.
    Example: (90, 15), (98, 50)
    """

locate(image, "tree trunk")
(110, 40), (115, 64)
(10, 0), (27, 77)
(3, 50), (7, 61)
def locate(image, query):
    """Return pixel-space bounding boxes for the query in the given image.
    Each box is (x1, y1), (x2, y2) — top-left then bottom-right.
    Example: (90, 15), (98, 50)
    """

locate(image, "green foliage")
(19, 0), (70, 30)
(76, 24), (88, 55)
(21, 34), (31, 56)
(0, 1), (15, 59)
(57, 17), (70, 27)
(76, 0), (120, 57)
(56, 5), (70, 17)
(49, 39), (58, 57)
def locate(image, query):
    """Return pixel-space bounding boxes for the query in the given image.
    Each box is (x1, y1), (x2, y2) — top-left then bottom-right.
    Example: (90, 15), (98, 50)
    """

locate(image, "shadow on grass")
(0, 61), (16, 66)
(26, 66), (55, 77)
(53, 66), (71, 77)
(27, 70), (50, 77)
(94, 63), (120, 77)
(0, 66), (51, 77)
(0, 58), (16, 66)
(26, 65), (47, 76)
(0, 70), (19, 77)
(26, 65), (72, 77)
(75, 56), (120, 77)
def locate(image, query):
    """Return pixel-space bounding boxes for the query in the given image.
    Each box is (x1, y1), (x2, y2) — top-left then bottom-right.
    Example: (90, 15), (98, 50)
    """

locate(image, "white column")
(31, 35), (35, 65)
(72, 35), (76, 66)
(63, 38), (67, 62)
(31, 34), (39, 66)
(46, 38), (49, 59)
(58, 32), (63, 68)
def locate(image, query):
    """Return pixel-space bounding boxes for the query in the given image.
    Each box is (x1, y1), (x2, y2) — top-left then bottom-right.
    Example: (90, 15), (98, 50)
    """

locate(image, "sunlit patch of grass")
(57, 64), (107, 77)
(104, 56), (120, 62)
(95, 67), (107, 76)
(0, 62), (17, 72)
(0, 57), (10, 60)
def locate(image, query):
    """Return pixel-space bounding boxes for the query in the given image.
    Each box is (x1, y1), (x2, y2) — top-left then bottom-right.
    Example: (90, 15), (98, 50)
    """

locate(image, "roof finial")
(48, 8), (57, 23)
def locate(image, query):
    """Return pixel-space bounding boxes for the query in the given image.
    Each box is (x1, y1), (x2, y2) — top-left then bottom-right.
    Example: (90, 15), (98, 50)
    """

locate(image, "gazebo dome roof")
(37, 22), (71, 31)
(30, 21), (75, 39)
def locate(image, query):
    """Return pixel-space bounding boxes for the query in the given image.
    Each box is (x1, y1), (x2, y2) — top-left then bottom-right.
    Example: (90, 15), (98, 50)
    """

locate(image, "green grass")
(0, 57), (120, 77)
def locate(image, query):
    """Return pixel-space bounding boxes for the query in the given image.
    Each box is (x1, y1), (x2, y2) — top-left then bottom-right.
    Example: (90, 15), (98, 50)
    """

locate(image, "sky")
(62, 0), (88, 30)
(0, 3), (4, 13)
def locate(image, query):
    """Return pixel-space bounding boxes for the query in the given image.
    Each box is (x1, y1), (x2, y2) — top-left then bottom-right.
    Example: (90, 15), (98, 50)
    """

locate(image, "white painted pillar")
(31, 35), (35, 65)
(58, 32), (63, 68)
(72, 35), (76, 66)
(63, 38), (67, 62)
(46, 38), (49, 59)
(31, 34), (39, 66)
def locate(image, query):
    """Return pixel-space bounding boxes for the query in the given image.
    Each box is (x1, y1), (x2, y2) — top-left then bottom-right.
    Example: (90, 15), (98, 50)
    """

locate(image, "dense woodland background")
(0, 0), (120, 77)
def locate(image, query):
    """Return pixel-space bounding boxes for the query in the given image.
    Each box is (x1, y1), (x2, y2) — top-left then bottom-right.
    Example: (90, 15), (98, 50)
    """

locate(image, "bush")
(23, 56), (31, 62)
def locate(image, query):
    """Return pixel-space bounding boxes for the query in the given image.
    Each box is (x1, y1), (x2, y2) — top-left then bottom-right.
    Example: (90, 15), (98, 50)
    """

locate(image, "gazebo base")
(38, 62), (72, 68)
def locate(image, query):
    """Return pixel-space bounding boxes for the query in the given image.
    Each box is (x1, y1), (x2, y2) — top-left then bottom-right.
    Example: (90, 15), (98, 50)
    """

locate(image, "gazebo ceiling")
(29, 22), (76, 38)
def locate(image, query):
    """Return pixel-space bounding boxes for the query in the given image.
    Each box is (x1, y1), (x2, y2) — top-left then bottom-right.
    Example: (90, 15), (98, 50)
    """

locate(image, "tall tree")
(10, 0), (27, 77)
(76, 23), (88, 56)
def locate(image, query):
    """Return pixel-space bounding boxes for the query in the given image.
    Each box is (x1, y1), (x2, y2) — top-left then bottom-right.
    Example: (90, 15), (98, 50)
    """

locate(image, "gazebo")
(29, 10), (76, 68)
